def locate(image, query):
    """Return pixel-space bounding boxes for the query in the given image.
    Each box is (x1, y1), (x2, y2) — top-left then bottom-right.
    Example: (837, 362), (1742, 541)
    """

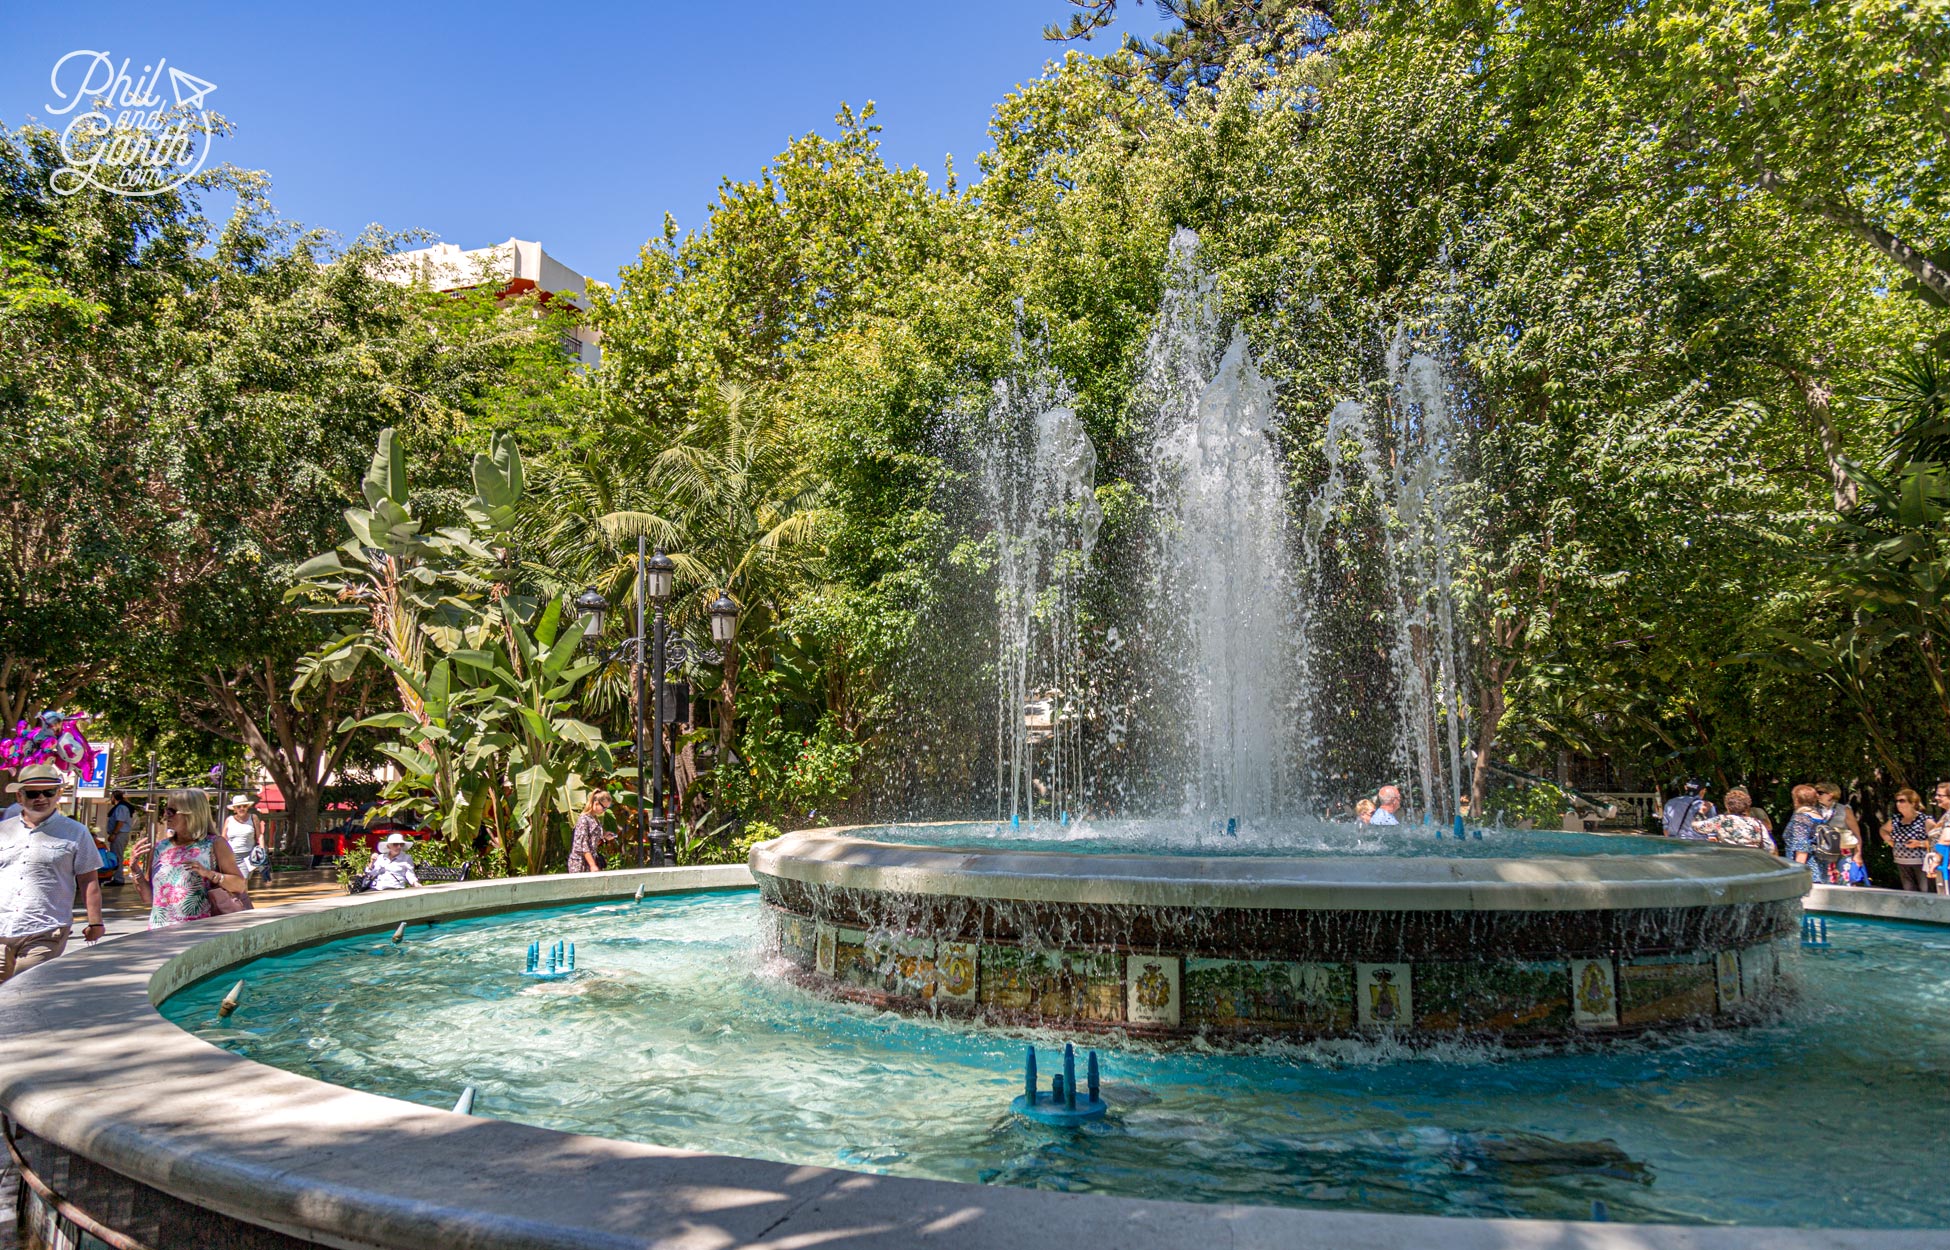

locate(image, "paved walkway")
(2, 869), (347, 1248)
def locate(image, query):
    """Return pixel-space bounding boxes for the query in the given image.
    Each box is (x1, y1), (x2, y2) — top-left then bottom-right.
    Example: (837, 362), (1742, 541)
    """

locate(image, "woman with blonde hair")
(567, 789), (617, 873)
(128, 789), (247, 928)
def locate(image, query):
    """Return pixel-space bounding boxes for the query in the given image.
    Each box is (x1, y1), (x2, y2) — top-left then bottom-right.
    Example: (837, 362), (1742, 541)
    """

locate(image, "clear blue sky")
(0, 1), (1140, 283)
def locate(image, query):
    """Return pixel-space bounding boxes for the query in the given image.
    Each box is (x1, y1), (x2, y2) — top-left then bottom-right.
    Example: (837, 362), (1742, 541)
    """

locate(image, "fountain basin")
(751, 825), (1809, 1041)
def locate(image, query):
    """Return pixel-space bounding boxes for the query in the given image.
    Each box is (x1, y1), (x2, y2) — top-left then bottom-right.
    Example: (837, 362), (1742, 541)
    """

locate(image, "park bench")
(415, 862), (474, 884)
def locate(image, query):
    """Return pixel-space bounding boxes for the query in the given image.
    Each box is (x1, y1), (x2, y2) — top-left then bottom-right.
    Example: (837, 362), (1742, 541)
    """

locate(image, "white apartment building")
(380, 237), (601, 368)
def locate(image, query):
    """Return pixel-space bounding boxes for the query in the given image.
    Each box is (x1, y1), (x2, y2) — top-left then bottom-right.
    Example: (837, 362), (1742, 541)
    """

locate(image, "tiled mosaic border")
(765, 902), (1794, 1041)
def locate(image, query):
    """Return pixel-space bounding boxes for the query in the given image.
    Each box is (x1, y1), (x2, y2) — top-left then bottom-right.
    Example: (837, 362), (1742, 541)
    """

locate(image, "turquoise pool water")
(160, 890), (1949, 1228)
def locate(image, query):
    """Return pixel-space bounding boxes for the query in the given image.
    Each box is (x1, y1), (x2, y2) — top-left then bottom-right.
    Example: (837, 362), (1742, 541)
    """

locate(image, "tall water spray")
(976, 369), (1102, 823)
(1299, 331), (1469, 819)
(1133, 231), (1296, 819)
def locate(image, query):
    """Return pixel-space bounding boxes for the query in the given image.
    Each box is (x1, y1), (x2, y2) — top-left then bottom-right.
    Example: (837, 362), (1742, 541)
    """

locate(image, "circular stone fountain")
(751, 822), (1809, 1042)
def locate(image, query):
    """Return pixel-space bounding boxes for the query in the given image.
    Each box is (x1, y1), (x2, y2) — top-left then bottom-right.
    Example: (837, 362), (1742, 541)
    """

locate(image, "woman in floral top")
(129, 789), (247, 928)
(567, 790), (616, 873)
(1694, 787), (1773, 850)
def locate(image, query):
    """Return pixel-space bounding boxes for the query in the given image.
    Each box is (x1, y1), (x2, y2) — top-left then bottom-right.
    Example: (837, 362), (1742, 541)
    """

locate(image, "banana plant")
(289, 427), (521, 718)
(339, 653), (512, 848)
(460, 598), (615, 871)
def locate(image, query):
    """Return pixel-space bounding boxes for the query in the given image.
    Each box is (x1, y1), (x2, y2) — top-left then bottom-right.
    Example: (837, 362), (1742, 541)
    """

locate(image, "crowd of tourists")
(1656, 777), (1950, 892)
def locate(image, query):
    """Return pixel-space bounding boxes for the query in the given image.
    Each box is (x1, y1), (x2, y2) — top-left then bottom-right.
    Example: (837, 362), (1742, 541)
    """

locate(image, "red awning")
(258, 783), (286, 812)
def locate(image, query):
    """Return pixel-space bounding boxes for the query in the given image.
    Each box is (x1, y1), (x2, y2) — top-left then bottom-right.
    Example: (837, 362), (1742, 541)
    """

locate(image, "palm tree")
(596, 383), (831, 799)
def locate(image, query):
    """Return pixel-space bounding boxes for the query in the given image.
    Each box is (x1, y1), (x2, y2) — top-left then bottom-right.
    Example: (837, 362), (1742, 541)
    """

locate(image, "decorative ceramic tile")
(1740, 942), (1776, 1001)
(1619, 955), (1716, 1027)
(977, 947), (1122, 1022)
(1355, 962), (1413, 1028)
(814, 922), (836, 976)
(1416, 961), (1570, 1033)
(776, 914), (817, 968)
(1715, 949), (1743, 1011)
(1569, 958), (1619, 1029)
(934, 941), (978, 1002)
(1184, 959), (1352, 1031)
(832, 927), (878, 990)
(1126, 954), (1182, 1027)
(860, 933), (938, 998)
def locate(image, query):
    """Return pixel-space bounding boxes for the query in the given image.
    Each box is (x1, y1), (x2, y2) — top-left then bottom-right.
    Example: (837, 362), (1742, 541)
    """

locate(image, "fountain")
(756, 234), (1805, 1043)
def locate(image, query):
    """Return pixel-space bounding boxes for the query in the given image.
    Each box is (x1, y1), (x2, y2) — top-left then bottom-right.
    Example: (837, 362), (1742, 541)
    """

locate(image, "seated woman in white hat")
(364, 833), (420, 891)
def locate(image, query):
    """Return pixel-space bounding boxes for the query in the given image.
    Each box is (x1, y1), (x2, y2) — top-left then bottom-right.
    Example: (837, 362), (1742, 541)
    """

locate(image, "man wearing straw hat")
(0, 763), (104, 983)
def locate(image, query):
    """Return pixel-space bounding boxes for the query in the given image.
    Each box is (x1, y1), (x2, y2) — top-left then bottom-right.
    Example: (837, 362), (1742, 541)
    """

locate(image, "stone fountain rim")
(750, 825), (1811, 912)
(0, 867), (1931, 1248)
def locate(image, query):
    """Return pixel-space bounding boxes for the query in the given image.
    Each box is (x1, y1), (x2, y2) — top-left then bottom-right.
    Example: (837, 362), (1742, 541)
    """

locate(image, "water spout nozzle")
(1024, 1046), (1038, 1103)
(1452, 815), (1465, 841)
(1087, 1050), (1099, 1101)
(217, 980), (244, 1019)
(1063, 1043), (1077, 1111)
(1224, 817), (1237, 838)
(392, 922), (407, 944)
(454, 1085), (477, 1115)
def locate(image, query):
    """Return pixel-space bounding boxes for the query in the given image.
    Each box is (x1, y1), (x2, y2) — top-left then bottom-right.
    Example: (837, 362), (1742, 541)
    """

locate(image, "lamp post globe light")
(709, 592), (740, 644)
(645, 548), (675, 602)
(573, 588), (609, 641)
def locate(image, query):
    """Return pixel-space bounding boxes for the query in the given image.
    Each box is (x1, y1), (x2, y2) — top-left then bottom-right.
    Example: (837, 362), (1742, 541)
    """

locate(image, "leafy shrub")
(1481, 781), (1572, 829)
(677, 819), (780, 867)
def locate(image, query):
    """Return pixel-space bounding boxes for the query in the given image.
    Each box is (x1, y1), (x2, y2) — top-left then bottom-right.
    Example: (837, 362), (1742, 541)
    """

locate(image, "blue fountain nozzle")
(1472, 826), (1483, 840)
(1011, 813), (1020, 831)
(1011, 1045), (1108, 1126)
(1060, 810), (1070, 826)
(1224, 817), (1237, 838)
(1453, 814), (1466, 840)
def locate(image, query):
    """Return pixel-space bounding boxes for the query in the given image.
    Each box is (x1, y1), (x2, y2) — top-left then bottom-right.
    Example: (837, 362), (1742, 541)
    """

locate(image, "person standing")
(1881, 788), (1934, 892)
(129, 789), (246, 929)
(103, 789), (135, 885)
(1368, 785), (1403, 826)
(1781, 785), (1826, 880)
(0, 764), (104, 983)
(568, 790), (616, 872)
(1662, 779), (1715, 839)
(223, 794), (266, 887)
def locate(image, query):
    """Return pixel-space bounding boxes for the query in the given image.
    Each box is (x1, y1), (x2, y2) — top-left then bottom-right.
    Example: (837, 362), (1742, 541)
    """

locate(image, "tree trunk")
(193, 661), (374, 848)
(1782, 366), (1856, 510)
(1757, 169), (1950, 307)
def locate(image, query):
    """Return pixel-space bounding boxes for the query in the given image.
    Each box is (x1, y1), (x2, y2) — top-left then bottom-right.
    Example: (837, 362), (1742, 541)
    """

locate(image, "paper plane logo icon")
(168, 66), (216, 110)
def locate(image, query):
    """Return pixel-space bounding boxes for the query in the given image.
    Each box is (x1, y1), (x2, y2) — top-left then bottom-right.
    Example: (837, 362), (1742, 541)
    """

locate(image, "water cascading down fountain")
(753, 232), (1807, 1045)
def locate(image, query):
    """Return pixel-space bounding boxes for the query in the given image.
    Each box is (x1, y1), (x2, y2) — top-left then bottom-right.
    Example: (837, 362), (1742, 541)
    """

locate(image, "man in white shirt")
(1369, 785), (1403, 826)
(0, 764), (104, 983)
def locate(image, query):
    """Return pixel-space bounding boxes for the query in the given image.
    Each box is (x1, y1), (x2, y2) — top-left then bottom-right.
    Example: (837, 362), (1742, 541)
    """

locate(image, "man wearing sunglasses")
(0, 763), (105, 983)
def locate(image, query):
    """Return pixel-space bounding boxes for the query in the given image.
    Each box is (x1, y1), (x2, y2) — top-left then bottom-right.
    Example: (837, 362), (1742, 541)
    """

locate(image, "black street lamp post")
(582, 556), (737, 869)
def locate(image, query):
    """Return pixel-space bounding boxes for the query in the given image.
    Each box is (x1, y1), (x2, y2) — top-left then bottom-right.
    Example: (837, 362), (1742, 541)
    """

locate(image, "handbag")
(207, 884), (254, 914)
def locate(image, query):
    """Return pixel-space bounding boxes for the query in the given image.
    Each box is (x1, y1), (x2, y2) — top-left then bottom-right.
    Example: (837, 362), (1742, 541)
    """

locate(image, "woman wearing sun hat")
(0, 763), (105, 982)
(223, 793), (267, 886)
